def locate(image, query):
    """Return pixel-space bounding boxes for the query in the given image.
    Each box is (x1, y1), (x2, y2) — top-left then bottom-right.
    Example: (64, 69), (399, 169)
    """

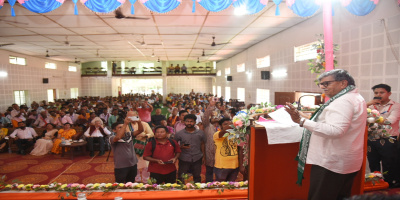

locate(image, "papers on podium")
(255, 108), (303, 144)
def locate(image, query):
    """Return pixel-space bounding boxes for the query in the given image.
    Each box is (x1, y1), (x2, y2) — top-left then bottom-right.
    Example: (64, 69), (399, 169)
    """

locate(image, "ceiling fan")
(113, 8), (150, 20)
(136, 35), (163, 46)
(74, 58), (81, 64)
(61, 36), (84, 47)
(0, 43), (15, 47)
(205, 36), (229, 47)
(202, 49), (214, 57)
(45, 50), (59, 58)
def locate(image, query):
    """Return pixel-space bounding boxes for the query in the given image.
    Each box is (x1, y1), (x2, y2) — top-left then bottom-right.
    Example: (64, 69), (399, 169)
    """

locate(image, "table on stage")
(60, 141), (87, 160)
(248, 125), (366, 200)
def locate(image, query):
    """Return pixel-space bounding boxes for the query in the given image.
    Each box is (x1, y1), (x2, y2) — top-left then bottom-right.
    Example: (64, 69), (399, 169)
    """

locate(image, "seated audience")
(174, 64), (180, 74)
(30, 123), (58, 156)
(85, 117), (111, 157)
(110, 119), (143, 183)
(151, 108), (166, 127)
(160, 120), (174, 137)
(100, 109), (110, 125)
(10, 121), (38, 155)
(60, 111), (73, 125)
(108, 109), (119, 128)
(48, 111), (62, 127)
(167, 108), (179, 127)
(143, 125), (181, 184)
(33, 111), (50, 128)
(168, 64), (174, 74)
(174, 110), (188, 134)
(0, 122), (9, 152)
(51, 123), (76, 154)
(11, 104), (27, 128)
(181, 64), (188, 74)
(135, 100), (153, 124)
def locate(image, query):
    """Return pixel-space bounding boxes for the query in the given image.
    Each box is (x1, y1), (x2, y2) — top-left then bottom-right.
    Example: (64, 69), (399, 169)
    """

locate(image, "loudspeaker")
(43, 78), (49, 84)
(227, 76), (232, 81)
(261, 71), (270, 80)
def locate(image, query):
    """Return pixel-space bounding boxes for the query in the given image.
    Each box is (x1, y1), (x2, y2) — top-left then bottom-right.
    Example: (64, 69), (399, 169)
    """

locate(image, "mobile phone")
(129, 116), (139, 121)
(164, 161), (173, 164)
(373, 97), (382, 100)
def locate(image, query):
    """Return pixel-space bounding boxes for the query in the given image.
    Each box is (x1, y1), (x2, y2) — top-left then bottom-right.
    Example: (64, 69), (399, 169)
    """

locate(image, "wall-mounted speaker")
(261, 71), (270, 80)
(227, 76), (232, 81)
(43, 78), (49, 84)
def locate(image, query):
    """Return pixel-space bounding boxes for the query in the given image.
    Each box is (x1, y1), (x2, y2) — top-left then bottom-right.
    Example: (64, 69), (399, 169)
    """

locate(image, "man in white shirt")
(33, 111), (50, 128)
(84, 117), (111, 157)
(60, 111), (73, 125)
(366, 84), (400, 187)
(10, 121), (38, 155)
(285, 69), (367, 200)
(11, 104), (27, 125)
(99, 109), (110, 126)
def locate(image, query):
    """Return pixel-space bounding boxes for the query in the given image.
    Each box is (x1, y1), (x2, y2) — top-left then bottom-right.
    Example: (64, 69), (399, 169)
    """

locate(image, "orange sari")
(51, 129), (76, 154)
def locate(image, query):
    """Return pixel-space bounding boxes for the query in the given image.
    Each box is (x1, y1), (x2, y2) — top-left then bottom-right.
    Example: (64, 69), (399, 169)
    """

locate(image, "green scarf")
(295, 85), (355, 185)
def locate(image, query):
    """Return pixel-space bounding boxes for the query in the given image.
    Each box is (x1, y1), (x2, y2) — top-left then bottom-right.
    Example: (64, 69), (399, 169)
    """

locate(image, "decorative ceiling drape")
(0, 0), (383, 17)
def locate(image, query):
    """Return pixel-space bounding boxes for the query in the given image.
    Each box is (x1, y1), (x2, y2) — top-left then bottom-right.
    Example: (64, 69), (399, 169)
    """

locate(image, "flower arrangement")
(307, 34), (339, 83)
(365, 171), (385, 185)
(366, 108), (392, 144)
(0, 181), (248, 193)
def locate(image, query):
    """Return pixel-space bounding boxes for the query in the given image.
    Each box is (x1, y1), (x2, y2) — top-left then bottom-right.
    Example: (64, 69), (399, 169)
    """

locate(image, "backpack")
(148, 137), (176, 156)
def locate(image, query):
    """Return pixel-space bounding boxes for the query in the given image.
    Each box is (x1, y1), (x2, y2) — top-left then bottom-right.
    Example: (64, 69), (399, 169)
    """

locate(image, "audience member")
(136, 100), (153, 123)
(174, 110), (188, 134)
(60, 111), (73, 125)
(110, 117), (143, 183)
(181, 64), (187, 74)
(167, 108), (179, 127)
(366, 84), (400, 187)
(84, 117), (111, 157)
(30, 123), (58, 156)
(174, 114), (206, 183)
(143, 125), (181, 184)
(51, 123), (76, 154)
(100, 108), (110, 125)
(108, 109), (119, 128)
(11, 104), (27, 128)
(10, 121), (38, 155)
(151, 108), (166, 127)
(174, 64), (180, 74)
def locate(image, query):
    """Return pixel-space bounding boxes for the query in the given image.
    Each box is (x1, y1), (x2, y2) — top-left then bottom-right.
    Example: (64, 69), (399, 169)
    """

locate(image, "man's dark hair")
(371, 84), (391, 92)
(111, 121), (123, 131)
(154, 125), (169, 133)
(179, 110), (188, 116)
(218, 117), (231, 126)
(183, 114), (197, 121)
(318, 69), (355, 86)
(229, 108), (236, 115)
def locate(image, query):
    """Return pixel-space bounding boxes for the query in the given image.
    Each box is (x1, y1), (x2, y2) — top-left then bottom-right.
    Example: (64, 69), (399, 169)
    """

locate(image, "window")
(217, 86), (221, 97)
(47, 89), (55, 103)
(217, 70), (221, 76)
(225, 67), (230, 75)
(14, 90), (27, 106)
(101, 61), (108, 71)
(237, 63), (245, 72)
(256, 89), (270, 104)
(257, 55), (271, 68)
(9, 56), (26, 65)
(213, 61), (216, 70)
(225, 87), (231, 101)
(294, 41), (318, 62)
(71, 88), (79, 99)
(121, 61), (126, 73)
(68, 66), (77, 72)
(45, 62), (56, 69)
(237, 88), (245, 102)
(213, 86), (216, 96)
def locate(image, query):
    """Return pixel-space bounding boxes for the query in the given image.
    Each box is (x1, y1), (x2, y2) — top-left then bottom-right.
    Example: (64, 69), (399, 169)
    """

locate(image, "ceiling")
(0, 0), (314, 63)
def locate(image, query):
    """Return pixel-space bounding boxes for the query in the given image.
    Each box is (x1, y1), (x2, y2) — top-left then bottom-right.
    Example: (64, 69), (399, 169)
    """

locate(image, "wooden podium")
(249, 125), (366, 199)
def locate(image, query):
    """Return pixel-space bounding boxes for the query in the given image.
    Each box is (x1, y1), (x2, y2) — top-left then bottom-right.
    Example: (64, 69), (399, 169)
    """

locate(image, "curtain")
(81, 0), (126, 13)
(344, 0), (378, 16)
(17, 0), (64, 13)
(198, 0), (232, 12)
(287, 0), (320, 17)
(232, 0), (268, 15)
(140, 0), (181, 13)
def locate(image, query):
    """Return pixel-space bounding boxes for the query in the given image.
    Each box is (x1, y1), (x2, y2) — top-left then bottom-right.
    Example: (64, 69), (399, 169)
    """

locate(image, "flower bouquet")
(366, 108), (392, 144)
(365, 171), (385, 186)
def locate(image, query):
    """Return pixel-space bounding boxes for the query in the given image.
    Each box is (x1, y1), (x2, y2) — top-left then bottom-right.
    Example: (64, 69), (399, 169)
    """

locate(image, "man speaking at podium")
(285, 69), (367, 200)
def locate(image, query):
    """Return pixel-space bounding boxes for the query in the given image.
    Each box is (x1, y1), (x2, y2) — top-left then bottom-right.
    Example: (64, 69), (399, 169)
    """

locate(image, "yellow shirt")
(213, 131), (238, 169)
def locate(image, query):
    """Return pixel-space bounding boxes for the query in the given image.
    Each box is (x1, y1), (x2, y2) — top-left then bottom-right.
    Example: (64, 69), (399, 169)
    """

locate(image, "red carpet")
(0, 151), (243, 185)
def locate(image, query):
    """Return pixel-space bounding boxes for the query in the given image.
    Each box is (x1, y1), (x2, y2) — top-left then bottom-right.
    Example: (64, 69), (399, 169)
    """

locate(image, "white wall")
(0, 49), (81, 111)
(215, 1), (400, 105)
(81, 77), (112, 97)
(166, 76), (213, 94)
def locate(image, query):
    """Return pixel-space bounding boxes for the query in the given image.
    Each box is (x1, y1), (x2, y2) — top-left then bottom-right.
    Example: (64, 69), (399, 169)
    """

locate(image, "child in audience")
(143, 126), (181, 184)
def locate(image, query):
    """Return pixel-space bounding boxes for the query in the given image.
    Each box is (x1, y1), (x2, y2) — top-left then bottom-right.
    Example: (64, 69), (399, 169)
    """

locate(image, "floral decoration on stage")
(365, 171), (385, 186)
(307, 34), (339, 83)
(366, 108), (392, 145)
(0, 181), (248, 197)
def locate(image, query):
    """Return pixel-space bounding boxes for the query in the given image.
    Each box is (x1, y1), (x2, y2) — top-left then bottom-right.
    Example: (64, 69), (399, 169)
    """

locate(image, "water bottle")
(61, 137), (65, 145)
(114, 197), (123, 200)
(77, 193), (86, 200)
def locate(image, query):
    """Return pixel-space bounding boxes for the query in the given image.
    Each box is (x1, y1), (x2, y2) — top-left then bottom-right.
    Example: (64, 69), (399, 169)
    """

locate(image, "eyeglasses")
(317, 80), (337, 87)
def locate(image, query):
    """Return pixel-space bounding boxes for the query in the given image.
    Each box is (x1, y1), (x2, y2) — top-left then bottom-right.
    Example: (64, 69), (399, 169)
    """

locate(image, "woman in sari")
(51, 123), (76, 154)
(31, 123), (58, 156)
